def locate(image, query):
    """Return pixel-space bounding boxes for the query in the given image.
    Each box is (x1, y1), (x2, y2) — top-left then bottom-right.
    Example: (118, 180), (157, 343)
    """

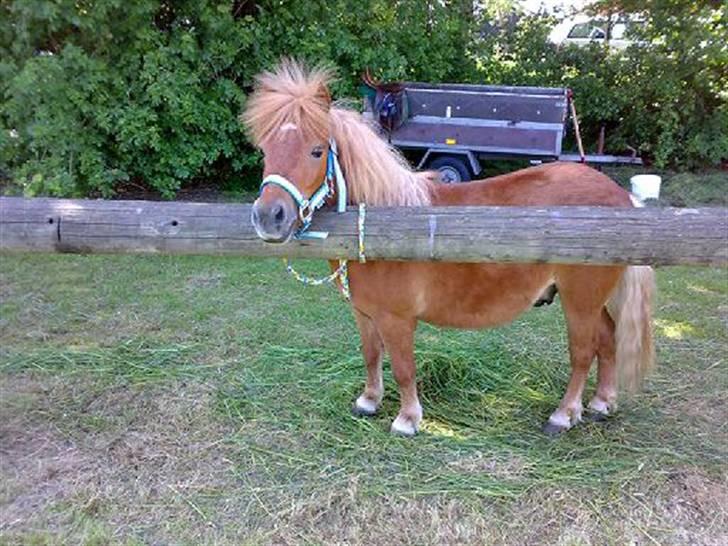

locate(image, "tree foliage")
(0, 0), (725, 197)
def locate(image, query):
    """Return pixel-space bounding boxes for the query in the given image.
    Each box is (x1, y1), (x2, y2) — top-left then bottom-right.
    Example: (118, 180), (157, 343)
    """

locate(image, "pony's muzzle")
(251, 197), (298, 243)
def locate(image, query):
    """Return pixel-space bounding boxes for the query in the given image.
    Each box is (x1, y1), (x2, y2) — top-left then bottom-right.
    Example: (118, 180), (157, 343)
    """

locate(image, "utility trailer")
(362, 81), (641, 182)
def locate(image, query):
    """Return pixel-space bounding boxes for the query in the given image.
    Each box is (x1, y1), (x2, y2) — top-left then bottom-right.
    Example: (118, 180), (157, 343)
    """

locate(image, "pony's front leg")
(377, 314), (421, 436)
(352, 309), (384, 416)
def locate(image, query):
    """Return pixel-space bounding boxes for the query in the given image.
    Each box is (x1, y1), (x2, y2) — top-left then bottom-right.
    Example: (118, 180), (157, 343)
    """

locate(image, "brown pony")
(243, 61), (655, 436)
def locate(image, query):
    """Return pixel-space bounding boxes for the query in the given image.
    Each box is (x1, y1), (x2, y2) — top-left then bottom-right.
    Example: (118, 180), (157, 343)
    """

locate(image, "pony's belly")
(420, 298), (536, 329)
(419, 276), (550, 328)
(350, 262), (554, 329)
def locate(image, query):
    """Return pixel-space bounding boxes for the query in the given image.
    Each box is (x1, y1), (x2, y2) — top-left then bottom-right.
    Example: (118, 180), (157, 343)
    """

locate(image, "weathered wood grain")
(1, 197), (726, 265)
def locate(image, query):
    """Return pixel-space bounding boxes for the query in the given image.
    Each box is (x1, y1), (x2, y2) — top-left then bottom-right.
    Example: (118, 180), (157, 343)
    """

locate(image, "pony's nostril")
(273, 205), (285, 223)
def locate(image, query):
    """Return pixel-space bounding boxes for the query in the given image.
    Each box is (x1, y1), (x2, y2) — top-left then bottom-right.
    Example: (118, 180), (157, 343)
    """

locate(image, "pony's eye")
(311, 146), (323, 159)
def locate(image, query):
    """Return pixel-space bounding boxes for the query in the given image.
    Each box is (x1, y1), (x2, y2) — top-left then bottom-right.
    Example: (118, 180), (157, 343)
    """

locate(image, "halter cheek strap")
(259, 139), (347, 239)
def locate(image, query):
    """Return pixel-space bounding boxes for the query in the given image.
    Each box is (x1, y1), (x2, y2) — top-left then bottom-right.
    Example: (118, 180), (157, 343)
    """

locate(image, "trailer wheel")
(428, 156), (472, 183)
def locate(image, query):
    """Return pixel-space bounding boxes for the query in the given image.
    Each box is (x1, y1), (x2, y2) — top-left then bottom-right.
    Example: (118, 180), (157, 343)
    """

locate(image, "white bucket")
(630, 174), (662, 200)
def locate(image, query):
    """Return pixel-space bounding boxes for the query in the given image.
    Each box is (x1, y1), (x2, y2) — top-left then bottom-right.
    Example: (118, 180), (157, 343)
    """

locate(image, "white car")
(549, 15), (643, 49)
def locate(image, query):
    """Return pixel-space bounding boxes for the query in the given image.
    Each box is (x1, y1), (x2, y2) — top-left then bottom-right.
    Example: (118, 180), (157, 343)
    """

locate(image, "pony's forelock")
(241, 59), (334, 145)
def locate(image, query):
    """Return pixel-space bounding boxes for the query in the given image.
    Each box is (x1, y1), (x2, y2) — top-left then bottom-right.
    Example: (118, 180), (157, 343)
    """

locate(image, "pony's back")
(432, 162), (633, 207)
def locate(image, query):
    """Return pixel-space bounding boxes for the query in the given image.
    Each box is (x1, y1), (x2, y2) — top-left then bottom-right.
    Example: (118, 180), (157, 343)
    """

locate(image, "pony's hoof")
(583, 410), (610, 423)
(542, 421), (568, 436)
(352, 395), (378, 417)
(585, 397), (615, 422)
(544, 407), (581, 436)
(390, 415), (418, 437)
(351, 404), (377, 417)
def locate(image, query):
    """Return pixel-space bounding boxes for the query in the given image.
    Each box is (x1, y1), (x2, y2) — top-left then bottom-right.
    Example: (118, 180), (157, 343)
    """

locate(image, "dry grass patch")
(0, 374), (239, 544)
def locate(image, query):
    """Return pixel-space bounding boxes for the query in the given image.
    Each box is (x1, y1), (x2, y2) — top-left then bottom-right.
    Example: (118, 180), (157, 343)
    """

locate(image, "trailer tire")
(428, 156), (472, 183)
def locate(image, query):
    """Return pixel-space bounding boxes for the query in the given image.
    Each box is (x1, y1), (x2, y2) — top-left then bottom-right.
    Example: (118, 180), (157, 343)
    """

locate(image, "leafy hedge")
(477, 1), (728, 169)
(1, 1), (725, 197)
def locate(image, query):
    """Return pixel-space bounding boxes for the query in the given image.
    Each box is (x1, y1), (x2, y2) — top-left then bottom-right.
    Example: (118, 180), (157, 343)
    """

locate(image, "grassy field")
(1, 163), (726, 545)
(1, 250), (726, 545)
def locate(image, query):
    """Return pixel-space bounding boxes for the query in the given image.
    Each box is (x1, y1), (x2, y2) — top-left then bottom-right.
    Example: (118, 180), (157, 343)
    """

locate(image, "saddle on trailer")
(362, 71), (408, 134)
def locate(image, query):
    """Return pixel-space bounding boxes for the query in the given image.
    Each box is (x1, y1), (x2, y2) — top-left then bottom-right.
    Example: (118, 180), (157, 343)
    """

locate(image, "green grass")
(1, 254), (726, 545)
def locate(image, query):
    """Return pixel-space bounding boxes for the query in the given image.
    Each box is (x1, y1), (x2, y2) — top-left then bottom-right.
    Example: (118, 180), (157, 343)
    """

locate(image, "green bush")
(1, 1), (253, 197)
(0, 0), (475, 197)
(0, 1), (725, 197)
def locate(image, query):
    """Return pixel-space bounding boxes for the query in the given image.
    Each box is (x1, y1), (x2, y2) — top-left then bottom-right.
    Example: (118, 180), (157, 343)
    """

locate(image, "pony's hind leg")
(586, 308), (618, 420)
(352, 309), (385, 416)
(545, 266), (623, 435)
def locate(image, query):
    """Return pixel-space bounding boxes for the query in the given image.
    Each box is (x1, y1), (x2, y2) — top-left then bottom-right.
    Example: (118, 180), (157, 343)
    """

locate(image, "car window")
(567, 22), (593, 38)
(568, 21), (608, 40)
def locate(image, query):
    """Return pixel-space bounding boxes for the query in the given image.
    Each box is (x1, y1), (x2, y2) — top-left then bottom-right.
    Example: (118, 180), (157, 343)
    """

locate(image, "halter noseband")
(258, 139), (347, 239)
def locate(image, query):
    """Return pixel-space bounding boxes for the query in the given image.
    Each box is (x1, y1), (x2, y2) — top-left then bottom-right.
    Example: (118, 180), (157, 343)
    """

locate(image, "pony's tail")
(606, 266), (656, 392)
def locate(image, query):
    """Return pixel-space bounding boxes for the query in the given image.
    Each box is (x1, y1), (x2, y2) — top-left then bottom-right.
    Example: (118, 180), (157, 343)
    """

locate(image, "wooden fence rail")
(1, 197), (726, 266)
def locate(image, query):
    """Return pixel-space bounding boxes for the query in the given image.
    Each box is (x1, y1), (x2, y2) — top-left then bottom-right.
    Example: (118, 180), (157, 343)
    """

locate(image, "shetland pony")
(243, 61), (655, 436)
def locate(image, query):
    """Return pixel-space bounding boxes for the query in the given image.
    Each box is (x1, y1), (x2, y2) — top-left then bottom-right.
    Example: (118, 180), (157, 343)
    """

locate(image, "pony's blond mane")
(242, 60), (433, 206)
(330, 108), (434, 206)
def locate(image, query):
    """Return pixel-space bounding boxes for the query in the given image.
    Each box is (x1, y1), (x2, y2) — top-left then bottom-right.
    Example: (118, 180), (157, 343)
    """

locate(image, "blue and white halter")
(257, 139), (364, 300)
(259, 139), (347, 240)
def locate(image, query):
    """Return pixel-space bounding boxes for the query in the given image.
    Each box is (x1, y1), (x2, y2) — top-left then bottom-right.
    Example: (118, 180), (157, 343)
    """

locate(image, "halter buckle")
(298, 200), (313, 223)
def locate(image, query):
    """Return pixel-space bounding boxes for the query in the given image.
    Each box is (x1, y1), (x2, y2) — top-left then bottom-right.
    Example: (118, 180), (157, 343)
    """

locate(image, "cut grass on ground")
(1, 254), (726, 545)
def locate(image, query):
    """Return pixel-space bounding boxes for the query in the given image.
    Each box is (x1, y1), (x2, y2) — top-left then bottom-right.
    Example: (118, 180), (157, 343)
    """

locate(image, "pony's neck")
(330, 108), (433, 207)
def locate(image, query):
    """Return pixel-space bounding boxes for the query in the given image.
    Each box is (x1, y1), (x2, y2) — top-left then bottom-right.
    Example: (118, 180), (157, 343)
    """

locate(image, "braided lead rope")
(358, 203), (366, 263)
(285, 258), (345, 286)
(284, 258), (350, 300)
(337, 260), (350, 300)
(282, 144), (366, 301)
(283, 203), (365, 301)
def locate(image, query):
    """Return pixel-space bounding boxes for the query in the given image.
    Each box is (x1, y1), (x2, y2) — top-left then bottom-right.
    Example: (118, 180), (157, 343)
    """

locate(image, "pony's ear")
(316, 82), (332, 107)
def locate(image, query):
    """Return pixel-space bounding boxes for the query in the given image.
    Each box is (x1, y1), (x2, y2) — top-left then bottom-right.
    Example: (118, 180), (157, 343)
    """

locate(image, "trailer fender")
(416, 148), (482, 176)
